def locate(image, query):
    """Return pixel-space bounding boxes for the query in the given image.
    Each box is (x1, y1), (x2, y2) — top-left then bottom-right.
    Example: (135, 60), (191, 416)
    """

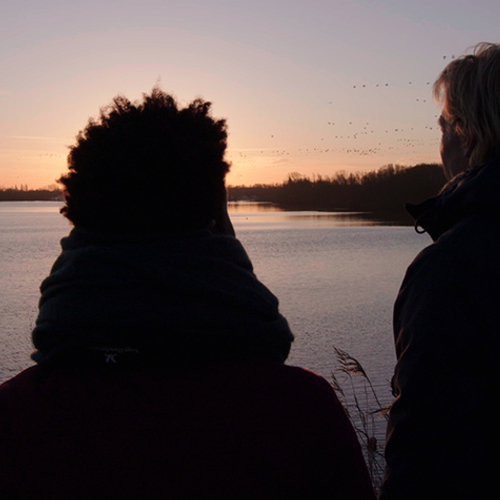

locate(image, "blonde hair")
(433, 42), (500, 166)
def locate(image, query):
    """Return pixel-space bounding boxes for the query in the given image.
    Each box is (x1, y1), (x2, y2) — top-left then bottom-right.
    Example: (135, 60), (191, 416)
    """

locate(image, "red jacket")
(0, 357), (374, 499)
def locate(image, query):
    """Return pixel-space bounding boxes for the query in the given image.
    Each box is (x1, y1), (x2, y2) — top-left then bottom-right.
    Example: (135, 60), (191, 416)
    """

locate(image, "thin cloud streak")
(8, 136), (65, 143)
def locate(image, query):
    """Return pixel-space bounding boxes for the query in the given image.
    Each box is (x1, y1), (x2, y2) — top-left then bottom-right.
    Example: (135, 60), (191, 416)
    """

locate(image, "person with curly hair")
(0, 88), (374, 499)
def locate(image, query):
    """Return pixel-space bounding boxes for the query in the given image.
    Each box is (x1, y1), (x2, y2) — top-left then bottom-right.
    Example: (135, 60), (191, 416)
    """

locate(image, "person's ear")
(212, 204), (235, 236)
(207, 188), (235, 237)
(462, 131), (476, 159)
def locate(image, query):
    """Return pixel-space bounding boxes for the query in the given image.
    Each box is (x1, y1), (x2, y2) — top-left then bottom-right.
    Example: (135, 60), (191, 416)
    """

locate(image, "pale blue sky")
(1, 0), (499, 187)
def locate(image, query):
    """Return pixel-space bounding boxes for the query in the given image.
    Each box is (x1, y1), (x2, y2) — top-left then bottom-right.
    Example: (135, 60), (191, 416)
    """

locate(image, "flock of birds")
(229, 57), (457, 179)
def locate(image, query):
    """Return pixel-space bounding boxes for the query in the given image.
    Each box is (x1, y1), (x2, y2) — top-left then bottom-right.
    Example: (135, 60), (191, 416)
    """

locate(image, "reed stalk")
(331, 347), (391, 493)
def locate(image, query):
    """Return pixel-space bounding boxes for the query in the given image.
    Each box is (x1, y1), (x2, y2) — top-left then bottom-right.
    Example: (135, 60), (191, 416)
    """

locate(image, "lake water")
(0, 201), (429, 456)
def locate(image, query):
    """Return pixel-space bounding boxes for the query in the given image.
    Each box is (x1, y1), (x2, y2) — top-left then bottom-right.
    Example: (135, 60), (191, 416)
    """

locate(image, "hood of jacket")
(406, 156), (500, 241)
(31, 228), (294, 366)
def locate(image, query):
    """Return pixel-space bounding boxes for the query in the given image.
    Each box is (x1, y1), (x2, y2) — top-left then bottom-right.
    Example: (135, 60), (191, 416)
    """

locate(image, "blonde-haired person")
(380, 43), (500, 499)
(433, 42), (500, 171)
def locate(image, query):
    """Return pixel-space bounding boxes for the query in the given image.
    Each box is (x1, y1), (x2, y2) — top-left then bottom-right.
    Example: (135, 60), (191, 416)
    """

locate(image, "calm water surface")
(0, 202), (429, 418)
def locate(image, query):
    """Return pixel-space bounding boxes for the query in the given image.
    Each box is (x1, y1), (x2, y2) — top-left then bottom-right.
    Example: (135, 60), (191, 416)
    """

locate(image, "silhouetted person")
(0, 88), (374, 499)
(381, 43), (500, 499)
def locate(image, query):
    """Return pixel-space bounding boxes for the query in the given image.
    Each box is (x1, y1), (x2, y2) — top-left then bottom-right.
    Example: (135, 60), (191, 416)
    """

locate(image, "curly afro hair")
(59, 87), (231, 233)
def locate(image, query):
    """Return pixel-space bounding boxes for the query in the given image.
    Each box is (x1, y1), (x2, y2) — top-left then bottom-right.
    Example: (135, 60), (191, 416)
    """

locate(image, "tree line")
(0, 186), (62, 201)
(227, 163), (446, 218)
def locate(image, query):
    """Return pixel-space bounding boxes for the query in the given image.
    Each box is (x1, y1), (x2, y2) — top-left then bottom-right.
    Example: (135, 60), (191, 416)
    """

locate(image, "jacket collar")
(407, 156), (500, 241)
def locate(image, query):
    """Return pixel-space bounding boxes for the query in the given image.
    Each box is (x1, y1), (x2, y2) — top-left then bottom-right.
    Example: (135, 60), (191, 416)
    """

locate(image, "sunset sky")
(1, 0), (499, 189)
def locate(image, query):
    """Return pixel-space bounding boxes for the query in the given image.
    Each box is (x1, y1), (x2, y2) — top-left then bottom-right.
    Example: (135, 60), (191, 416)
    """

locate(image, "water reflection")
(228, 201), (282, 212)
(228, 202), (412, 228)
(0, 201), (63, 213)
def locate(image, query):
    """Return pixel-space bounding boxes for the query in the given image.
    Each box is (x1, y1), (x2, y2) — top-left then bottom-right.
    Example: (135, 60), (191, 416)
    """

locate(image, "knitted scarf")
(32, 228), (293, 365)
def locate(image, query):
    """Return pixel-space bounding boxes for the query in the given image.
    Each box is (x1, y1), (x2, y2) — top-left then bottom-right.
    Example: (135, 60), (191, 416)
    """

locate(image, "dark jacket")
(380, 159), (500, 499)
(0, 358), (375, 499)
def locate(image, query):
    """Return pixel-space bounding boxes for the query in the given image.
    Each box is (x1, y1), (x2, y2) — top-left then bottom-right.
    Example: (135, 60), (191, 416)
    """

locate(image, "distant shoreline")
(0, 190), (63, 202)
